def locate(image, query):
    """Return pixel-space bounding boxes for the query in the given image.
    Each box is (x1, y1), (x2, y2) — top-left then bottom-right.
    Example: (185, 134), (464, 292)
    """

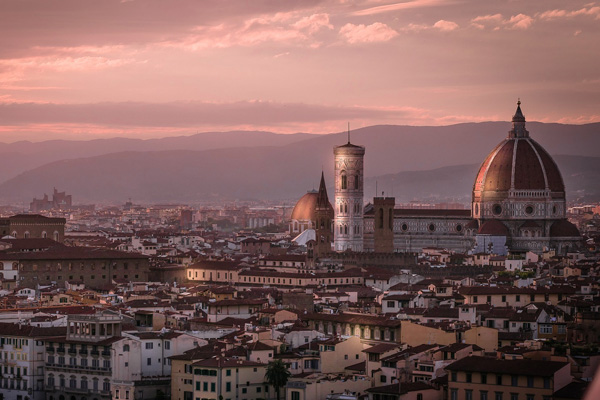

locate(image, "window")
(211, 382), (215, 392)
(123, 344), (130, 352)
(527, 376), (534, 388)
(481, 373), (487, 384)
(495, 393), (503, 400)
(291, 392), (300, 400)
(164, 341), (170, 350)
(474, 296), (478, 303)
(354, 174), (359, 189)
(480, 391), (488, 400)
(147, 358), (151, 366)
(543, 377), (551, 389)
(145, 342), (153, 349)
(226, 369), (231, 376)
(466, 390), (473, 400)
(516, 295), (520, 302)
(203, 382), (208, 391)
(526, 395), (534, 400)
(451, 372), (457, 382)
(451, 389), (458, 400)
(226, 382), (231, 392)
(341, 172), (347, 190)
(103, 380), (110, 392)
(540, 325), (552, 334)
(466, 373), (472, 383)
(496, 375), (502, 385)
(510, 394), (518, 400)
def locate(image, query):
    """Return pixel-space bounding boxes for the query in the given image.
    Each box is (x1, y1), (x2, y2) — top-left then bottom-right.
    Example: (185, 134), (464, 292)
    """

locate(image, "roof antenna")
(347, 122), (350, 144)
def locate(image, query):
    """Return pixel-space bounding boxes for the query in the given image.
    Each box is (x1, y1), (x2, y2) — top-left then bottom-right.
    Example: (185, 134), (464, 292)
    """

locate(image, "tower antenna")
(347, 122), (350, 144)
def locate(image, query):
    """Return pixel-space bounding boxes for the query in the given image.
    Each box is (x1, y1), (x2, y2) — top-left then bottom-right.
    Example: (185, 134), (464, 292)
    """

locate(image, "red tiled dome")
(549, 220), (580, 237)
(474, 103), (564, 194)
(478, 220), (509, 236)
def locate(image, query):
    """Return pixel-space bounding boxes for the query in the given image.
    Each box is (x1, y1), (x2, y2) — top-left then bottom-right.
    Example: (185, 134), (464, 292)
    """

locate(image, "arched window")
(53, 231), (60, 241)
(354, 174), (359, 189)
(70, 376), (77, 388)
(11, 231), (18, 238)
(341, 171), (347, 189)
(344, 204), (348, 213)
(123, 344), (130, 352)
(42, 231), (47, 239)
(339, 204), (343, 214)
(48, 374), (55, 387)
(344, 225), (348, 235)
(24, 231), (30, 238)
(81, 377), (88, 390)
(340, 225), (343, 234)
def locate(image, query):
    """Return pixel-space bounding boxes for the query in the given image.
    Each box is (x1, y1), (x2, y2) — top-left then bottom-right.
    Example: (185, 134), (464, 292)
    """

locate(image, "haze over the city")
(1, 0), (600, 142)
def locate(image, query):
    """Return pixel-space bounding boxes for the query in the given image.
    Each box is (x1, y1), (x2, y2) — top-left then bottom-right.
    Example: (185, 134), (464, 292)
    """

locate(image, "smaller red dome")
(550, 220), (580, 237)
(478, 220), (509, 236)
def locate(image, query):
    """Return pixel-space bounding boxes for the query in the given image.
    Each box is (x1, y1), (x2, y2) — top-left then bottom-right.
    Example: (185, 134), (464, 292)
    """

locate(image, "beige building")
(172, 355), (270, 400)
(445, 356), (571, 400)
(319, 336), (367, 373)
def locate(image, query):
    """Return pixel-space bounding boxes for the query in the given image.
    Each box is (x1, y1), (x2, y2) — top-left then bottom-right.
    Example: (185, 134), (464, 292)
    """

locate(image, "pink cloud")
(538, 6), (600, 20)
(339, 22), (398, 44)
(291, 13), (333, 34)
(470, 13), (533, 30)
(352, 0), (449, 16)
(433, 20), (459, 31)
(505, 14), (534, 30)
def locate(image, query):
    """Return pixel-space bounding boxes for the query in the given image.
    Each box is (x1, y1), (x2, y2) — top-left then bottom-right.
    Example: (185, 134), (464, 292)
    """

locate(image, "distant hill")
(0, 131), (313, 183)
(0, 140), (597, 205)
(0, 121), (598, 187)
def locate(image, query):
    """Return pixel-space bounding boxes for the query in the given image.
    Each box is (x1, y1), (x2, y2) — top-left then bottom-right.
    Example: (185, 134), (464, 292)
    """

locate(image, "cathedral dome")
(291, 191), (320, 221)
(474, 103), (564, 195)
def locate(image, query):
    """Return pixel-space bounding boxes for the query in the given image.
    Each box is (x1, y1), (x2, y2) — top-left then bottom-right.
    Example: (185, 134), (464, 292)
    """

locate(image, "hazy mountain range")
(0, 121), (599, 204)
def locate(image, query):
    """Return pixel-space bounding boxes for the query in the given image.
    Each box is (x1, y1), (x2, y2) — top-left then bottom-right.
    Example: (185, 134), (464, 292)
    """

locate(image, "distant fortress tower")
(334, 131), (365, 252)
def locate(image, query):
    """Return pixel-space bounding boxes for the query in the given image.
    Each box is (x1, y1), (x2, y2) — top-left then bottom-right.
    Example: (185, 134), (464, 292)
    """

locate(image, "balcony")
(57, 347), (66, 354)
(68, 348), (77, 355)
(101, 351), (111, 357)
(90, 350), (99, 356)
(46, 347), (55, 353)
(79, 350), (88, 355)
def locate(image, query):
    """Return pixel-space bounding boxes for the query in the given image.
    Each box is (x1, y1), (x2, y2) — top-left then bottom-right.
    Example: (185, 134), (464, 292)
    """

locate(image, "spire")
(347, 122), (350, 144)
(508, 99), (529, 138)
(316, 171), (330, 209)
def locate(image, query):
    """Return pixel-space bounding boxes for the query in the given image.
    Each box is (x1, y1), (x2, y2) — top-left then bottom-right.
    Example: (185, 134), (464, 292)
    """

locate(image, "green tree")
(265, 360), (291, 400)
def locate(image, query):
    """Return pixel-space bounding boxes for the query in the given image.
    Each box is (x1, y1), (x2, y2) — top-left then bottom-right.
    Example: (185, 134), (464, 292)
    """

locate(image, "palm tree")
(265, 359), (291, 400)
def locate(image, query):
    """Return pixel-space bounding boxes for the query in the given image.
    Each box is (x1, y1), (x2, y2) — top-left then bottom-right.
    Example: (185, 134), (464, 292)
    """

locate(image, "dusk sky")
(1, 0), (599, 142)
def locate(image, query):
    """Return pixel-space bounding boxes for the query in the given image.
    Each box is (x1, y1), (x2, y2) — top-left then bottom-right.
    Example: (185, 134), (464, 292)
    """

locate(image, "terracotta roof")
(366, 382), (436, 394)
(550, 220), (580, 238)
(445, 356), (568, 376)
(478, 220), (509, 236)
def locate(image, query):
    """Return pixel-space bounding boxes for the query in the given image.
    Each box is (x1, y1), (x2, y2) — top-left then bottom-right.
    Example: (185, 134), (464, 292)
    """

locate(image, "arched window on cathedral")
(344, 225), (348, 234)
(354, 174), (359, 189)
(339, 204), (343, 214)
(378, 209), (384, 229)
(340, 225), (343, 234)
(341, 171), (347, 189)
(344, 204), (348, 213)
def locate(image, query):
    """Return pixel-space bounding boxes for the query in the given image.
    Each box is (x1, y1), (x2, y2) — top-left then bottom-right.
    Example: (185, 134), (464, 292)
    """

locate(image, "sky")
(0, 0), (599, 142)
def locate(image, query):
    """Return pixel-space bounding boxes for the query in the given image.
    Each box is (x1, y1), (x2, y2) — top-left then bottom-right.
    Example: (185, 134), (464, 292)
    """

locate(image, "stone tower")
(314, 171), (334, 257)
(334, 134), (365, 252)
(373, 196), (395, 253)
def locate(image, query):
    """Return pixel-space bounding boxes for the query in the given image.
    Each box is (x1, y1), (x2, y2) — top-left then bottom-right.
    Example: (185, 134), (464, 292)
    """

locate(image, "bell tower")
(334, 130), (365, 252)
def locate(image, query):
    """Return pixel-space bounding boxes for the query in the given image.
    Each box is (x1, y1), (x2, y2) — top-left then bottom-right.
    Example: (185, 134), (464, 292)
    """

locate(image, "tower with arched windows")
(334, 136), (365, 252)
